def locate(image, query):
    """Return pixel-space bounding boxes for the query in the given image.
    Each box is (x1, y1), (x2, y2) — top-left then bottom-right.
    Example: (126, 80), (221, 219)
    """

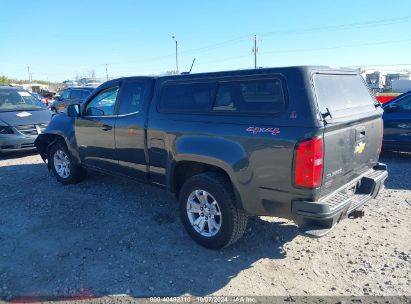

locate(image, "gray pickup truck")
(35, 66), (388, 249)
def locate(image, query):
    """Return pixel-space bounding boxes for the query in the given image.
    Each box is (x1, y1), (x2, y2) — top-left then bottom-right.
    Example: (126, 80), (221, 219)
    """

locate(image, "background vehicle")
(31, 92), (50, 106)
(78, 78), (104, 87)
(48, 86), (96, 112)
(35, 66), (387, 249)
(61, 80), (78, 88)
(382, 91), (411, 151)
(0, 86), (52, 152)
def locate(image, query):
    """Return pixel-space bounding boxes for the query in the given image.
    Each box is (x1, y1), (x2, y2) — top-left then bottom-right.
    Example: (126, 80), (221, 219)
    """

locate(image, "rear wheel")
(179, 172), (248, 249)
(49, 141), (87, 184)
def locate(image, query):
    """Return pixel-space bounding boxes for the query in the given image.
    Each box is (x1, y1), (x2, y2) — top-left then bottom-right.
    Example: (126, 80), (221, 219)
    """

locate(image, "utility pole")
(252, 34), (258, 69)
(172, 36), (179, 73)
(105, 64), (109, 81)
(27, 66), (30, 83)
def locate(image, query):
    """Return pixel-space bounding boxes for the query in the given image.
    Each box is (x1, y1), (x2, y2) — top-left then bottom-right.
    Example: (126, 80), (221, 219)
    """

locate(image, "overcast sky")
(1, 0), (411, 82)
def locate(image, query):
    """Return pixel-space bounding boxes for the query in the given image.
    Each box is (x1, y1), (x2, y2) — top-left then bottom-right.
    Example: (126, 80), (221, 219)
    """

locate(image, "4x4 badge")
(246, 127), (280, 136)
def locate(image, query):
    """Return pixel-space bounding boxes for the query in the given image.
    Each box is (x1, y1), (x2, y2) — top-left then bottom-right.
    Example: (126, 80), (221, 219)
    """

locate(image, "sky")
(1, 0), (411, 82)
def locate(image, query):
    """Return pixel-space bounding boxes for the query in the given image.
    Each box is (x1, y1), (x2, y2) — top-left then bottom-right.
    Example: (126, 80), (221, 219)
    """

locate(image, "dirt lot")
(0, 151), (410, 301)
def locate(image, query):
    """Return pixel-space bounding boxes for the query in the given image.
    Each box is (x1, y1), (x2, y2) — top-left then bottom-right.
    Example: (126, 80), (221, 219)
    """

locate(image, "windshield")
(0, 90), (46, 112)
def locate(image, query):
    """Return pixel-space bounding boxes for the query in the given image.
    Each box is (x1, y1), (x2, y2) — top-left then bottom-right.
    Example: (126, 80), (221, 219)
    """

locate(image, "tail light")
(377, 121), (383, 155)
(295, 137), (323, 188)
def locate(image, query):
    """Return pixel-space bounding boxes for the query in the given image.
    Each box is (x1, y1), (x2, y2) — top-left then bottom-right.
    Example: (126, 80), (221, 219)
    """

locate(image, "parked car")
(35, 66), (387, 249)
(31, 92), (50, 106)
(78, 78), (104, 87)
(61, 80), (78, 88)
(0, 86), (52, 152)
(48, 86), (96, 112)
(382, 91), (411, 151)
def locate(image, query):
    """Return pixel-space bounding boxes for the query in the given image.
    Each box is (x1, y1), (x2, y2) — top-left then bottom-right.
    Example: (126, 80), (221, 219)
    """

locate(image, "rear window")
(70, 90), (87, 99)
(313, 74), (376, 118)
(159, 82), (215, 112)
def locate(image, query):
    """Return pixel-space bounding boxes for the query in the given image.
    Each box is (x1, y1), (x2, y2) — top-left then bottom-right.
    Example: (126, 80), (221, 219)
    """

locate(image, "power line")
(5, 15), (411, 80)
(101, 15), (411, 68)
(193, 39), (411, 68)
(259, 15), (411, 37)
(260, 38), (411, 55)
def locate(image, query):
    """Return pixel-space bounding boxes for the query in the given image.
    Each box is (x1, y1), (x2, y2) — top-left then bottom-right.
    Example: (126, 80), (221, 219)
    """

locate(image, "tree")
(0, 75), (10, 84)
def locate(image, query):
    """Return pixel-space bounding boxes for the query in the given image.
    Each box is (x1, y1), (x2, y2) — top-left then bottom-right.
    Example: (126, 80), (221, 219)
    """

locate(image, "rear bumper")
(292, 163), (388, 237)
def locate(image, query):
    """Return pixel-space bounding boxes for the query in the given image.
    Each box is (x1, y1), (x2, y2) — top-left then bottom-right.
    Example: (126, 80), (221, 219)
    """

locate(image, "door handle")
(102, 125), (112, 131)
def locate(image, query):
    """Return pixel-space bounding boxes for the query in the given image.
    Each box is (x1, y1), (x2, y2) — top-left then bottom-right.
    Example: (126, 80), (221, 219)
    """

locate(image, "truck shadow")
(379, 151), (411, 190)
(0, 163), (299, 301)
(0, 150), (38, 160)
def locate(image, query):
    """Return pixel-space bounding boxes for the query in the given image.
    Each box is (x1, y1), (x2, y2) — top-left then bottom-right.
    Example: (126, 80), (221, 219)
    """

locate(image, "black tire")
(49, 141), (87, 185)
(179, 172), (248, 249)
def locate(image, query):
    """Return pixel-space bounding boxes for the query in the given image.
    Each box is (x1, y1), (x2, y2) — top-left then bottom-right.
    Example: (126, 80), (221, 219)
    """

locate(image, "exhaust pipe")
(348, 209), (365, 219)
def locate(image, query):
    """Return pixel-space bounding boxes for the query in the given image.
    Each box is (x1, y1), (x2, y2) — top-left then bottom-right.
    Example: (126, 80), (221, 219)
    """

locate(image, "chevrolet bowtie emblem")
(354, 142), (366, 154)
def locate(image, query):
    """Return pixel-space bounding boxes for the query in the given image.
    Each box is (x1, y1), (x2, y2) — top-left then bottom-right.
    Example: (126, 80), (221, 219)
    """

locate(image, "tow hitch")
(348, 209), (365, 219)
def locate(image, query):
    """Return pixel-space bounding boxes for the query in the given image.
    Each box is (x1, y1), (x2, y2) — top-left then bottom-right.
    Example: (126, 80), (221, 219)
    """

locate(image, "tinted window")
(160, 82), (215, 112)
(119, 81), (146, 114)
(213, 79), (285, 113)
(393, 94), (411, 112)
(60, 89), (70, 99)
(314, 74), (375, 118)
(82, 90), (92, 99)
(70, 89), (85, 99)
(85, 87), (119, 116)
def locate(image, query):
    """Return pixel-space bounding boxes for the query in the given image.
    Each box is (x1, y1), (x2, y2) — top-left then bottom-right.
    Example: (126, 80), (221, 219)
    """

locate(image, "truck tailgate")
(312, 72), (384, 198)
(321, 116), (382, 196)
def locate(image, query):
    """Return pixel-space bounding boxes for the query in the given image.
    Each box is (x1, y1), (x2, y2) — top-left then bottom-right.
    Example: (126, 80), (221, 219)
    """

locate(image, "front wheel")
(49, 142), (87, 184)
(179, 172), (248, 249)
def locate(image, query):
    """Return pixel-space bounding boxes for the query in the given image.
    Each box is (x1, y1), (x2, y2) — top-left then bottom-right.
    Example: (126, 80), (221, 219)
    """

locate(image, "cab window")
(85, 87), (119, 116)
(118, 81), (146, 115)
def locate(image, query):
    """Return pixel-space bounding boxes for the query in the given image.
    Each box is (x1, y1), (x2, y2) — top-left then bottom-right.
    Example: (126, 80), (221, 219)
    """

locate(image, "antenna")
(189, 58), (196, 73)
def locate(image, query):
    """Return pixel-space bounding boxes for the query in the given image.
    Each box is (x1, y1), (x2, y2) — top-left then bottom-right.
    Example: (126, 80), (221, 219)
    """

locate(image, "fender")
(168, 135), (252, 210)
(34, 113), (81, 165)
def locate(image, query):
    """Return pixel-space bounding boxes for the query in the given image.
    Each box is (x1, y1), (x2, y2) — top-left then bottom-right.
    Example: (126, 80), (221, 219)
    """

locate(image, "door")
(383, 94), (411, 149)
(114, 78), (153, 180)
(75, 85), (120, 171)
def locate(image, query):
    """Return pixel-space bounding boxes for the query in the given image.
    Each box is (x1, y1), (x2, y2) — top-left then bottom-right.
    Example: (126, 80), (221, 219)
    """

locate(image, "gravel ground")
(0, 151), (410, 301)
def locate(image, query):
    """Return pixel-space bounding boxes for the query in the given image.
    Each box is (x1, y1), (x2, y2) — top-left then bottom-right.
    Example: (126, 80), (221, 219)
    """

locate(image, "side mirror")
(67, 104), (80, 117)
